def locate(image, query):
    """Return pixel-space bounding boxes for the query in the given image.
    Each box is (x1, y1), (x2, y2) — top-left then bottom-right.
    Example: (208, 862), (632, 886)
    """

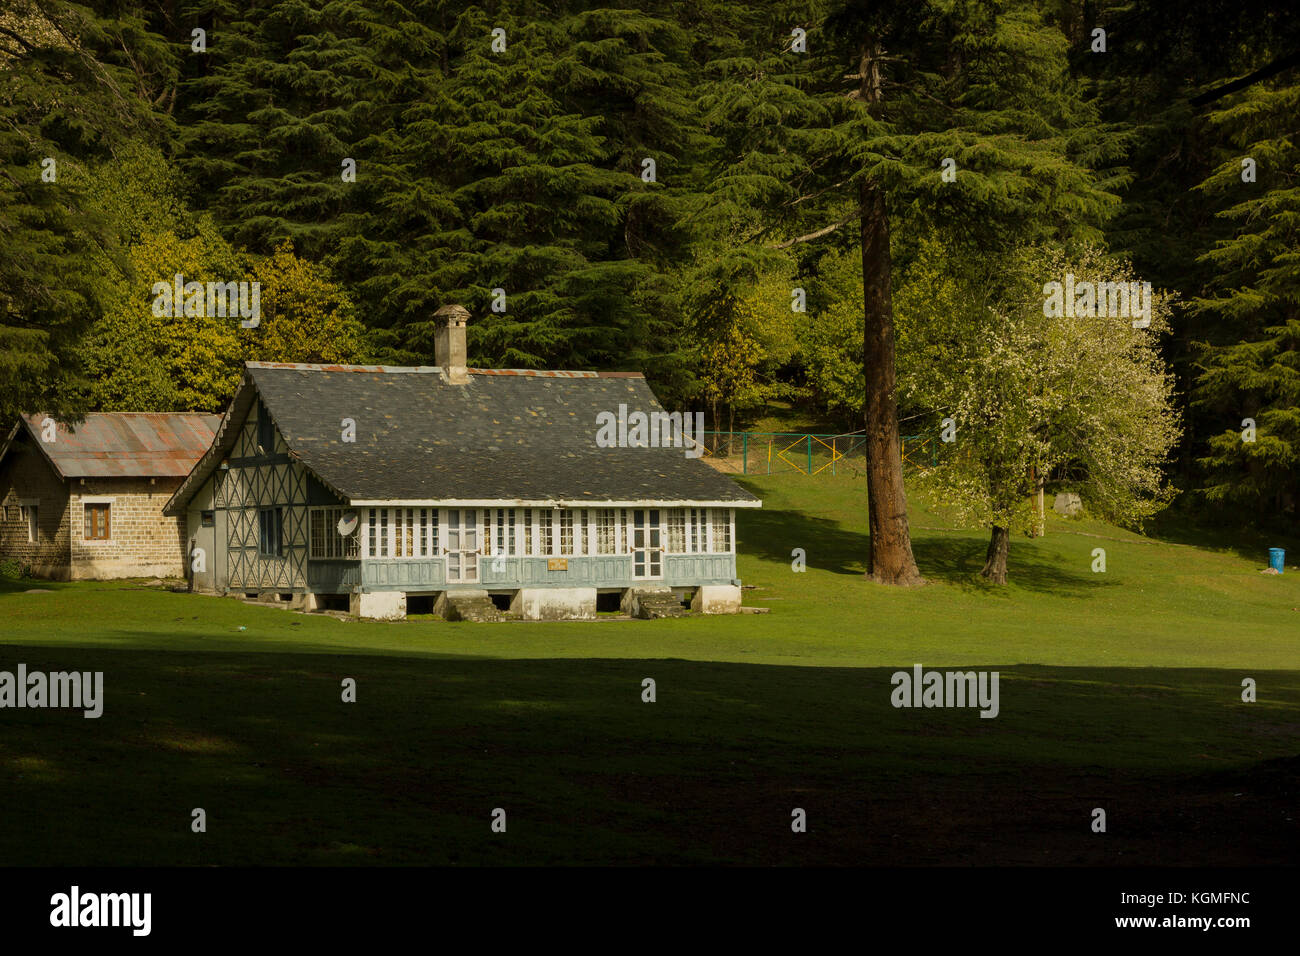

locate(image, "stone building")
(165, 305), (761, 620)
(0, 413), (220, 580)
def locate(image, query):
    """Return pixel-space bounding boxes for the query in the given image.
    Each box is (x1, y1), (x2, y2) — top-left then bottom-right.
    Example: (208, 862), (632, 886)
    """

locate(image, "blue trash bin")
(1268, 548), (1285, 573)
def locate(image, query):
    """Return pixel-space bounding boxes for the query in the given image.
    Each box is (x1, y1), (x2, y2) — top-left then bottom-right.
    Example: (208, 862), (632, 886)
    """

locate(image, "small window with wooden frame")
(18, 499), (39, 543)
(83, 502), (110, 542)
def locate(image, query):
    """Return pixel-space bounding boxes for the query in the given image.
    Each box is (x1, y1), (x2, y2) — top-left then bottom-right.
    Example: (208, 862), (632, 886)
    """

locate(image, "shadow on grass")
(0, 577), (65, 595)
(737, 499), (1116, 596)
(739, 505), (867, 575)
(1, 642), (1295, 867)
(912, 533), (1120, 597)
(1147, 508), (1299, 567)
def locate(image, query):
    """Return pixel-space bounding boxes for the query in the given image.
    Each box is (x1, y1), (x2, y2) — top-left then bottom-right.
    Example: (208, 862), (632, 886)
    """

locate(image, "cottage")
(164, 305), (761, 620)
(0, 412), (220, 580)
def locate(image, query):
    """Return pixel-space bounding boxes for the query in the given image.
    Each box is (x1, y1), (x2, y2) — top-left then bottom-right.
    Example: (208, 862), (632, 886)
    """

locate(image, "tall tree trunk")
(858, 40), (923, 587)
(981, 525), (1010, 584)
(709, 397), (718, 458)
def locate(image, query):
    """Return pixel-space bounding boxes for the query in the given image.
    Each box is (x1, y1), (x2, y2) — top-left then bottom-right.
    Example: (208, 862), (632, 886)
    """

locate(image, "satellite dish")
(337, 510), (359, 536)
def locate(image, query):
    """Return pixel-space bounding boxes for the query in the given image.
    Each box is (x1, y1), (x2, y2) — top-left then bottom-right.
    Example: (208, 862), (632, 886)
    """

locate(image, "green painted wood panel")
(356, 552), (736, 590)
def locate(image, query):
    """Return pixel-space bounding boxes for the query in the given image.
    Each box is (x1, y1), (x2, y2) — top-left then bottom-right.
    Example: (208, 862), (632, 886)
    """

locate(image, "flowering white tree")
(900, 244), (1181, 584)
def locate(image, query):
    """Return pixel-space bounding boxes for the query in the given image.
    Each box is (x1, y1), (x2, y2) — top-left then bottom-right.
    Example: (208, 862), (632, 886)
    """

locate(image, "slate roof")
(5, 413), (220, 479)
(166, 363), (759, 512)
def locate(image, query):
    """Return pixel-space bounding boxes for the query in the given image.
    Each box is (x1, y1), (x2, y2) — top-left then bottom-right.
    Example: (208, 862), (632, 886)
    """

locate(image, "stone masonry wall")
(0, 439), (71, 579)
(68, 477), (188, 580)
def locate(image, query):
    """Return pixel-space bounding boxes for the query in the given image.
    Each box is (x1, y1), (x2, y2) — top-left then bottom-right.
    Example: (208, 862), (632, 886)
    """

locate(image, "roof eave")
(3, 416), (68, 480)
(346, 497), (763, 508)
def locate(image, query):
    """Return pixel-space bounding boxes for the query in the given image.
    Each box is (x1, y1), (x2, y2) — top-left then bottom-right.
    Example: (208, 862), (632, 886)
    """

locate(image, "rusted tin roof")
(20, 412), (221, 478)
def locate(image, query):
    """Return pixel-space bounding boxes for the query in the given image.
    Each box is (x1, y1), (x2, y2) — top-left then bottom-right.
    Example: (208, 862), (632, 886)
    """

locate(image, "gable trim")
(162, 374), (349, 517)
(0, 418), (68, 481)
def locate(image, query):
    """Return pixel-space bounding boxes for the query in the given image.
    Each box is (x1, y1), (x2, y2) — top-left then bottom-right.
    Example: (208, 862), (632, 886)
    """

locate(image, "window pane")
(667, 509), (685, 553)
(712, 510), (730, 552)
(560, 510), (573, 555)
(539, 510), (552, 555)
(597, 509), (616, 555)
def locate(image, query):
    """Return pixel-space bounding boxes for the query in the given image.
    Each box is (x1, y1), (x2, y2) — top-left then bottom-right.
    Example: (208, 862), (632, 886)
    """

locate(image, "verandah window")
(365, 507), (436, 558)
(559, 510), (575, 555)
(666, 508), (686, 553)
(538, 510), (553, 555)
(690, 508), (707, 553)
(310, 507), (360, 559)
(595, 509), (617, 554)
(353, 506), (721, 559)
(711, 509), (732, 553)
(491, 508), (517, 556)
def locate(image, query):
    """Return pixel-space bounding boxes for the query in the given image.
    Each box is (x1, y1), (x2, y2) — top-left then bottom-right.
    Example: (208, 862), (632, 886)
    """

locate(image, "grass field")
(1, 473), (1297, 865)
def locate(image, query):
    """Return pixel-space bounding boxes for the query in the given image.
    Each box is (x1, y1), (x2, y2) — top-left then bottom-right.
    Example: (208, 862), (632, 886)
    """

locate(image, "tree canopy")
(5, 0), (1300, 573)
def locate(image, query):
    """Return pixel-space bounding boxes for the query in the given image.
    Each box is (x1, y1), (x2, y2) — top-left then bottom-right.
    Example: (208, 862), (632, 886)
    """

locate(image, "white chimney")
(433, 304), (470, 385)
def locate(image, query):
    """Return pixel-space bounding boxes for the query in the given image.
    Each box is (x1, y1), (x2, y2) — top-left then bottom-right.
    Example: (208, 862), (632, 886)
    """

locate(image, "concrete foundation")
(690, 584), (742, 614)
(512, 587), (596, 621)
(351, 590), (406, 620)
(292, 592), (325, 612)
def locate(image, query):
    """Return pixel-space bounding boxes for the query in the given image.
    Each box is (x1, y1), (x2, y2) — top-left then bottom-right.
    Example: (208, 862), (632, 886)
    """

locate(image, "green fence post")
(742, 433), (748, 474)
(806, 434), (813, 475)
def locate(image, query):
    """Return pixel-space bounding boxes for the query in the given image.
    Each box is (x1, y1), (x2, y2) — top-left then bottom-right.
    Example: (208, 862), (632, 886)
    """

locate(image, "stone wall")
(68, 477), (188, 579)
(0, 438), (71, 579)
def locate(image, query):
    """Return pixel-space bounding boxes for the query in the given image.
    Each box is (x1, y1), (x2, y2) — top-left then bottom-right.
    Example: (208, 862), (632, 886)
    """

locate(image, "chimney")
(433, 303), (470, 384)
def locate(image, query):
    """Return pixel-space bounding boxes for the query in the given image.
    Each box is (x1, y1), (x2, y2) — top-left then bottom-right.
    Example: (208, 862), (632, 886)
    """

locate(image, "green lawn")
(1, 473), (1296, 865)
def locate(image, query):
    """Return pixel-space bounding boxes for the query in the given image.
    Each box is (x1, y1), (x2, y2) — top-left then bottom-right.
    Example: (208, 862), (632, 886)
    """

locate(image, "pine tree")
(692, 0), (1122, 583)
(175, 0), (384, 260)
(0, 0), (174, 420)
(1191, 82), (1300, 521)
(175, 1), (704, 381)
(1070, 0), (1300, 487)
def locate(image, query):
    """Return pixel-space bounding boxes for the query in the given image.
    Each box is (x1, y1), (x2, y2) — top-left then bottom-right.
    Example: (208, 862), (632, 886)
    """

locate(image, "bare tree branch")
(769, 207), (862, 248)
